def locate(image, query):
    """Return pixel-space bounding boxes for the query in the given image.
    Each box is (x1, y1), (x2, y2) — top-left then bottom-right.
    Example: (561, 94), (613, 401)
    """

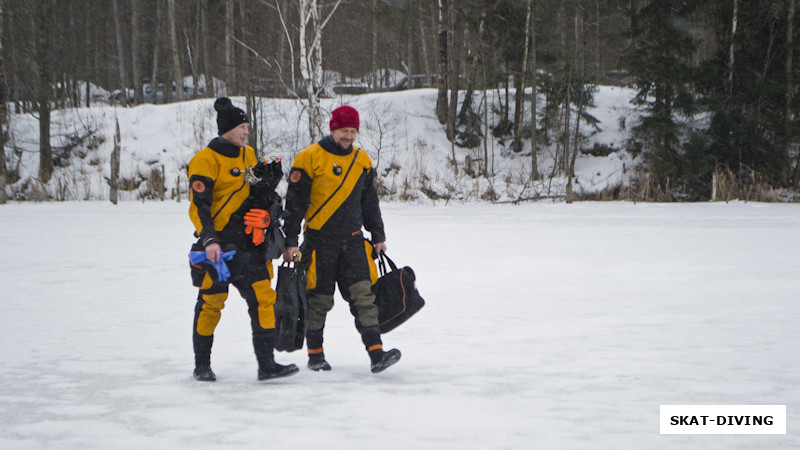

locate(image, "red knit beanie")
(329, 105), (360, 132)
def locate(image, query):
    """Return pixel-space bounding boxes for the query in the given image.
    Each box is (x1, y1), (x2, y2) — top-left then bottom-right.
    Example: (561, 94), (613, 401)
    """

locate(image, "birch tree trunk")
(436, 0), (449, 125)
(167, 0), (184, 102)
(728, 0), (738, 95)
(299, 0), (342, 141)
(299, 0), (320, 140)
(131, 0), (142, 104)
(112, 0), (128, 106)
(418, 0), (431, 77)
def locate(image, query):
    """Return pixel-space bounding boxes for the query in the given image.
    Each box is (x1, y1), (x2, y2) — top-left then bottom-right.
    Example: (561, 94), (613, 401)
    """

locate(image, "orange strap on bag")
(244, 209), (270, 245)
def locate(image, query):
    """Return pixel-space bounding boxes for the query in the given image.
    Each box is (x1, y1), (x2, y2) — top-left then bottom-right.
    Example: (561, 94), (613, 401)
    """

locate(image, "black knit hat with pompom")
(214, 97), (249, 135)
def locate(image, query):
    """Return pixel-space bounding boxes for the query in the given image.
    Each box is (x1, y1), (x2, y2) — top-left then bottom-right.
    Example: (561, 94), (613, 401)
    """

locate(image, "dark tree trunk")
(131, 0), (142, 104)
(447, 0), (462, 143)
(151, 0), (162, 104)
(167, 0), (183, 101)
(200, 0), (213, 97)
(112, 0), (128, 106)
(35, 0), (54, 184)
(435, 0), (449, 125)
(0, 0), (7, 203)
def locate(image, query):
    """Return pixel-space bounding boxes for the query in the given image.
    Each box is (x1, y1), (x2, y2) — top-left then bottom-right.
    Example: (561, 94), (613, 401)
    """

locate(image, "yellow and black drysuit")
(284, 135), (386, 356)
(188, 137), (283, 375)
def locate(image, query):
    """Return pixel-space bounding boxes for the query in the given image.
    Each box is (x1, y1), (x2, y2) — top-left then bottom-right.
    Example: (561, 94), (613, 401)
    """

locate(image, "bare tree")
(787, 0), (799, 187)
(188, 2), (200, 99)
(131, 0), (142, 104)
(511, 0), (534, 154)
(529, 0), (538, 181)
(200, 0), (214, 97)
(447, 0), (462, 146)
(239, 0), (250, 96)
(417, 0), (431, 77)
(151, 0), (163, 104)
(34, 0), (55, 184)
(167, 0), (184, 101)
(112, 0), (128, 106)
(436, 0), (449, 125)
(225, 0), (234, 94)
(728, 0), (738, 95)
(371, 0), (378, 89)
(270, 0), (297, 96)
(298, 0), (343, 141)
(0, 0), (7, 204)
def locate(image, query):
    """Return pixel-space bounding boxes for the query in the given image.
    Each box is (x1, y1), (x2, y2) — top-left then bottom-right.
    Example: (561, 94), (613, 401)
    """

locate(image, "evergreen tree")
(622, 0), (699, 190)
(695, 0), (797, 186)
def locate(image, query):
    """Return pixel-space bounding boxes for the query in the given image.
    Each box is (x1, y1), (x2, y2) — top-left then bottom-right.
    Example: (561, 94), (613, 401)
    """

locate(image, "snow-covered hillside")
(3, 86), (637, 202)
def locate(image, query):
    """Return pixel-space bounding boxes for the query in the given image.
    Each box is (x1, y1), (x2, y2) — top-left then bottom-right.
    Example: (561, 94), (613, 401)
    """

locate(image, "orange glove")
(244, 209), (270, 245)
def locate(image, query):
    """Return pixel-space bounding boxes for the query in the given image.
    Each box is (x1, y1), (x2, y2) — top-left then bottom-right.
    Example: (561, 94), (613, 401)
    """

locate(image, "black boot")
(369, 347), (402, 373)
(360, 326), (401, 373)
(254, 333), (299, 381)
(308, 352), (332, 371)
(257, 355), (300, 380)
(193, 365), (217, 381)
(306, 328), (331, 371)
(193, 334), (216, 381)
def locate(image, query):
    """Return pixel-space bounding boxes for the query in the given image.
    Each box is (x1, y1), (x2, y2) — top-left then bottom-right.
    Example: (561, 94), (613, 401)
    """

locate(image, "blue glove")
(189, 250), (237, 282)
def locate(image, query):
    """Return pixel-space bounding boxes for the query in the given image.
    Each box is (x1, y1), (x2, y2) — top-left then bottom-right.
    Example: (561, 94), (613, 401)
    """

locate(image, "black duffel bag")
(374, 252), (425, 333)
(273, 261), (308, 352)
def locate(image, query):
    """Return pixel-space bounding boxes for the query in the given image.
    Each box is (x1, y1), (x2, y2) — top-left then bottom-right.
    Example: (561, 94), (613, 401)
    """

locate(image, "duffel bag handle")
(377, 251), (398, 276)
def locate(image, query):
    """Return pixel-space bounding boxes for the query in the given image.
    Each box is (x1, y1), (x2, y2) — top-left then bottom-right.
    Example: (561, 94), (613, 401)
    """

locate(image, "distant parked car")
(108, 88), (134, 104)
(387, 74), (437, 91)
(332, 84), (371, 95)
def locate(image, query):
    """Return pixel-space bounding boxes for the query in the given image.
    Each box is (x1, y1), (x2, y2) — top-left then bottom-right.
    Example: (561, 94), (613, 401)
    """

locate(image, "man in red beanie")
(282, 105), (401, 374)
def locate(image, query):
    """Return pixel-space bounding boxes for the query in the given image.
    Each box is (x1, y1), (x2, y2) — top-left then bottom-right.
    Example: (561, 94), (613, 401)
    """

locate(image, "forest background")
(0, 0), (798, 204)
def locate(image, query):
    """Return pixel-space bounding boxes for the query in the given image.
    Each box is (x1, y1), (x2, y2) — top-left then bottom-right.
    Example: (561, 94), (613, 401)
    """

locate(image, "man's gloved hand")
(189, 250), (237, 282)
(247, 157), (283, 195)
(244, 208), (270, 245)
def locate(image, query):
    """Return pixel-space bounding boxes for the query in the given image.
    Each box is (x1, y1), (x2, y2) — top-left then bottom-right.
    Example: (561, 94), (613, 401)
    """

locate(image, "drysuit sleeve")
(189, 174), (219, 246)
(283, 167), (312, 247)
(361, 167), (385, 243)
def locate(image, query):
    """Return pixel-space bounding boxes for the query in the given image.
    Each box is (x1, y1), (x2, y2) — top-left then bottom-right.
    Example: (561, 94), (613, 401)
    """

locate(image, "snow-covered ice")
(1, 200), (798, 449)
